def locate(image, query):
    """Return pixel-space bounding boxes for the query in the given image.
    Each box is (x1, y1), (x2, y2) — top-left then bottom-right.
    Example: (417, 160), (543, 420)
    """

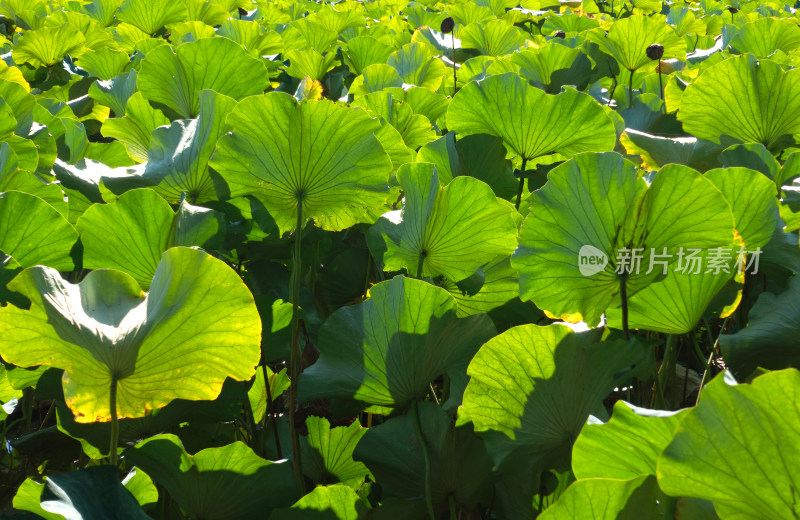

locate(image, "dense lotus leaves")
(216, 19), (284, 57)
(354, 402), (493, 513)
(301, 416), (371, 487)
(284, 49), (338, 81)
(209, 93), (392, 235)
(76, 188), (224, 288)
(270, 485), (370, 520)
(459, 19), (526, 56)
(719, 275), (800, 375)
(447, 72), (616, 163)
(0, 247), (261, 422)
(138, 37), (270, 119)
(542, 13), (599, 35)
(126, 434), (301, 519)
(678, 55), (800, 150)
(619, 129), (726, 172)
(458, 324), (650, 472)
(0, 79), (36, 135)
(14, 466), (150, 520)
(12, 23), (86, 68)
(658, 370), (800, 519)
(728, 17), (800, 57)
(587, 15), (686, 72)
(539, 475), (659, 520)
(299, 276), (496, 408)
(88, 70), (138, 117)
(511, 43), (593, 93)
(514, 153), (735, 326)
(101, 92), (170, 164)
(349, 63), (404, 95)
(368, 163), (517, 281)
(0, 190), (78, 271)
(116, 0), (188, 34)
(571, 401), (687, 480)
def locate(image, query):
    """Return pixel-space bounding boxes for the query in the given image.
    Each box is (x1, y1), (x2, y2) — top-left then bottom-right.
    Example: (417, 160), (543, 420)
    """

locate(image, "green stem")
(262, 364), (283, 459)
(449, 494), (457, 519)
(514, 157), (528, 210)
(288, 203), (305, 491)
(416, 250), (426, 279)
(628, 69), (634, 108)
(654, 334), (678, 408)
(109, 376), (119, 467)
(619, 274), (629, 341)
(412, 401), (435, 520)
(696, 318), (729, 404)
(451, 33), (457, 97)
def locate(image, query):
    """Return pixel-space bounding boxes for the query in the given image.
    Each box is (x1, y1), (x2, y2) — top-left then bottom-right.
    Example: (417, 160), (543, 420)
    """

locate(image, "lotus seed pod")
(554, 30), (566, 39)
(646, 43), (664, 61)
(727, 6), (739, 13)
(441, 17), (455, 34)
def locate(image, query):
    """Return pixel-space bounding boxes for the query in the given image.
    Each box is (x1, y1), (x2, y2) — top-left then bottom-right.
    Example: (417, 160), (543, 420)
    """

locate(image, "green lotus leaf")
(182, 0), (228, 26)
(666, 7), (707, 37)
(15, 466), (149, 520)
(513, 153), (735, 326)
(719, 275), (800, 375)
(511, 43), (593, 93)
(76, 188), (224, 288)
(126, 434), (301, 519)
(0, 246), (261, 422)
(441, 255), (523, 317)
(298, 276), (496, 408)
(351, 91), (436, 150)
(138, 37), (269, 119)
(88, 70), (138, 117)
(119, 89), (236, 203)
(0, 191), (77, 271)
(677, 55), (800, 150)
(728, 17), (800, 58)
(450, 2), (493, 25)
(45, 11), (115, 52)
(116, 0), (188, 35)
(447, 72), (616, 164)
(343, 35), (393, 75)
(541, 13), (599, 35)
(619, 129), (726, 172)
(12, 23), (86, 68)
(271, 485), (371, 520)
(0, 144), (67, 214)
(307, 4), (365, 35)
(166, 20), (216, 44)
(457, 323), (649, 472)
(216, 20), (284, 57)
(369, 163), (518, 281)
(284, 48), (338, 81)
(387, 42), (446, 90)
(209, 92), (392, 235)
(301, 416), (371, 488)
(383, 86), (449, 127)
(100, 92), (169, 164)
(80, 0), (121, 27)
(658, 369), (800, 519)
(539, 475), (659, 520)
(416, 132), (517, 198)
(605, 164), (775, 334)
(290, 18), (339, 52)
(458, 19), (526, 56)
(248, 366), (290, 424)
(353, 402), (493, 514)
(718, 143), (781, 182)
(349, 64), (404, 95)
(586, 15), (685, 72)
(0, 79), (35, 135)
(572, 401), (687, 480)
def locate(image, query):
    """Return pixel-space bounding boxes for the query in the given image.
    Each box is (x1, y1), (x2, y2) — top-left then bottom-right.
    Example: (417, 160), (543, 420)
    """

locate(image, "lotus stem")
(619, 274), (629, 341)
(628, 69), (634, 108)
(515, 157), (528, 210)
(289, 200), (305, 490)
(696, 317), (729, 404)
(412, 400), (435, 520)
(262, 363), (283, 459)
(658, 64), (663, 102)
(449, 494), (457, 519)
(451, 33), (457, 97)
(653, 334), (678, 408)
(109, 376), (119, 467)
(416, 249), (426, 279)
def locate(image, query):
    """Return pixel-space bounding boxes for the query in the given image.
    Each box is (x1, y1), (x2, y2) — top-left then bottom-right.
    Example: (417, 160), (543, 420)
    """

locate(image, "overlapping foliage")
(1, 0), (799, 518)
